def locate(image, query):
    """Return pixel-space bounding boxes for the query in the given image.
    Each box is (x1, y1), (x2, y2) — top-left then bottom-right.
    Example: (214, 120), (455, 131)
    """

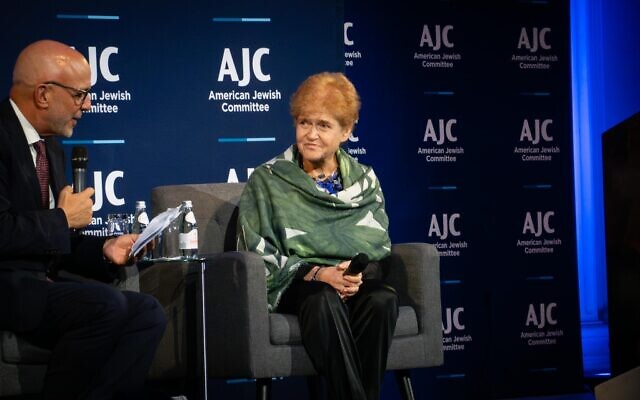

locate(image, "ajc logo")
(443, 307), (464, 334)
(227, 168), (255, 183)
(86, 47), (119, 86)
(520, 119), (553, 145)
(424, 119), (457, 145)
(419, 24), (454, 51)
(344, 22), (354, 46)
(522, 211), (555, 237)
(428, 213), (461, 240)
(517, 27), (551, 53)
(218, 48), (270, 87)
(92, 170), (124, 211)
(526, 303), (557, 329)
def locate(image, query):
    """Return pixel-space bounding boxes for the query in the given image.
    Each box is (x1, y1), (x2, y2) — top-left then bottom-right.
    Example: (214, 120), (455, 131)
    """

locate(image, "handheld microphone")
(71, 146), (88, 193)
(344, 253), (369, 276)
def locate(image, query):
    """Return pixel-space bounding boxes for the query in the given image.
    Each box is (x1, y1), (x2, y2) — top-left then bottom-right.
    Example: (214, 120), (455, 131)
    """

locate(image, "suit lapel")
(0, 100), (68, 208)
(0, 101), (42, 207)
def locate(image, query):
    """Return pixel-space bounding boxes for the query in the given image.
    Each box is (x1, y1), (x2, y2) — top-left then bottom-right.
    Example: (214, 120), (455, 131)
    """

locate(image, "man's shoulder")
(0, 99), (18, 133)
(0, 98), (14, 117)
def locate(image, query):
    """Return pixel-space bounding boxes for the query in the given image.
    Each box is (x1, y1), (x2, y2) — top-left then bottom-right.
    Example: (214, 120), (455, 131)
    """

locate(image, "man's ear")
(34, 85), (50, 109)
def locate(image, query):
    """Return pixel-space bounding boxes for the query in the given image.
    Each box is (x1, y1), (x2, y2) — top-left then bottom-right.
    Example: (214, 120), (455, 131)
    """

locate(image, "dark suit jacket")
(0, 98), (116, 332)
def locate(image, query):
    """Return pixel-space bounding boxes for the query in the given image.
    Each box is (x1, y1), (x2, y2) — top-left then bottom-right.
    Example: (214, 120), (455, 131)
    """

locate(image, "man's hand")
(57, 186), (94, 228)
(103, 234), (139, 266)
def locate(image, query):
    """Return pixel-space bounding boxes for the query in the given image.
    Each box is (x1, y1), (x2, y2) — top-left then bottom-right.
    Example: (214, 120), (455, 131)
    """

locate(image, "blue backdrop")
(343, 2), (580, 397)
(0, 1), (582, 398)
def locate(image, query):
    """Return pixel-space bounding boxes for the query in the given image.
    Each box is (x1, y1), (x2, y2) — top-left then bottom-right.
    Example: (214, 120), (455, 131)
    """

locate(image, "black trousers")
(278, 274), (399, 400)
(23, 280), (167, 400)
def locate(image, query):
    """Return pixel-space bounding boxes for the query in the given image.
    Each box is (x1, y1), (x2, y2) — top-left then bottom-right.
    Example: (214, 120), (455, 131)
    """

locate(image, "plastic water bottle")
(179, 200), (198, 260)
(132, 201), (150, 260)
(160, 208), (182, 260)
(131, 201), (149, 234)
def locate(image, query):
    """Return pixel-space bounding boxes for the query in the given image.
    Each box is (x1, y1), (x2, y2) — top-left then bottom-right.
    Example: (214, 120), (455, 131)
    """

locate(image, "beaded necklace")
(298, 154), (343, 195)
(314, 170), (343, 195)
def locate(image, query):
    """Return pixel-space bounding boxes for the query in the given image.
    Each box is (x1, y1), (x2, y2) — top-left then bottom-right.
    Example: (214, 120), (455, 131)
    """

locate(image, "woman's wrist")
(311, 266), (322, 281)
(305, 265), (321, 281)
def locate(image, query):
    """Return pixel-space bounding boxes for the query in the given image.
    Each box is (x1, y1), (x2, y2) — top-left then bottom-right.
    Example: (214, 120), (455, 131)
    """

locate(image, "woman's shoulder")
(245, 151), (300, 187)
(337, 147), (377, 180)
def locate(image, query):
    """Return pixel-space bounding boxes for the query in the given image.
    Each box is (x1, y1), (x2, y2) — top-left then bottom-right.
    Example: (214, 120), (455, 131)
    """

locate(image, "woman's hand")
(311, 261), (363, 299)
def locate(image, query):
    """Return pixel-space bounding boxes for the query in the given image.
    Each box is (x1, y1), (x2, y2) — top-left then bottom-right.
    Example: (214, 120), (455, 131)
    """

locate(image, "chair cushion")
(269, 305), (418, 345)
(269, 313), (303, 345)
(1, 331), (51, 364)
(394, 305), (419, 337)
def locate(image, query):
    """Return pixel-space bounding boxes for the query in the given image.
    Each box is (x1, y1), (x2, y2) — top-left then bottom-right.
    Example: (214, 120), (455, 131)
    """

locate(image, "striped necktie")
(33, 140), (50, 209)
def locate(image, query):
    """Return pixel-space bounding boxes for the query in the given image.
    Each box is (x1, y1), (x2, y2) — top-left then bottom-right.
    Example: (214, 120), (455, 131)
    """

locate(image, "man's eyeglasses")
(44, 81), (91, 106)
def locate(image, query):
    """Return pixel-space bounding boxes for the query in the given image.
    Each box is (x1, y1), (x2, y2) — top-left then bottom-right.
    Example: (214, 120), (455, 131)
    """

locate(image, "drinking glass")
(106, 213), (132, 236)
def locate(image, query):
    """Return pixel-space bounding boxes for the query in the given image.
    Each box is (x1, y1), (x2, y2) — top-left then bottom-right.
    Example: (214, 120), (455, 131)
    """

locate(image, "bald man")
(0, 40), (167, 400)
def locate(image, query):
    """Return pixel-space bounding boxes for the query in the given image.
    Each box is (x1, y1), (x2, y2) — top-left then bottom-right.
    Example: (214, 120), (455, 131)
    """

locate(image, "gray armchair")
(0, 268), (140, 398)
(142, 182), (443, 399)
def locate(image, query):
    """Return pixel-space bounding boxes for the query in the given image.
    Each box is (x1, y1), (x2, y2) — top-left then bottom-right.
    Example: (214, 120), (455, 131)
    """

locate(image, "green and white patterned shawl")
(237, 145), (391, 311)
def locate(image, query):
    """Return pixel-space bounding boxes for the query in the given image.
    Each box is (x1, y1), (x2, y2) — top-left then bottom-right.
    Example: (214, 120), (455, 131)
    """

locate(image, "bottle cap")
(135, 200), (146, 208)
(182, 200), (193, 207)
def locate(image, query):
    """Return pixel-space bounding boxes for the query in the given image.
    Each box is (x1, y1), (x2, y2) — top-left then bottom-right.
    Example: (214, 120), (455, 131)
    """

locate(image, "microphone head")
(345, 253), (369, 275)
(352, 253), (369, 267)
(71, 146), (88, 169)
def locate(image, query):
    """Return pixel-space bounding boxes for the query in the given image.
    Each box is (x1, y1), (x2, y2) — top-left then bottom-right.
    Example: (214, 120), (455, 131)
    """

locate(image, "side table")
(138, 258), (208, 400)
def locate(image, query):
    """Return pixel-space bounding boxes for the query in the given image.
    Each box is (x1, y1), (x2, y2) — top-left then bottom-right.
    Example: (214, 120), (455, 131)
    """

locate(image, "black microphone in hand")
(71, 146), (88, 193)
(344, 253), (369, 276)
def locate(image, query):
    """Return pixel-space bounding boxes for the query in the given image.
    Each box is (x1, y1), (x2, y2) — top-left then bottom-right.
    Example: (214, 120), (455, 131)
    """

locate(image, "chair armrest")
(203, 251), (273, 378)
(140, 251), (272, 379)
(390, 243), (443, 365)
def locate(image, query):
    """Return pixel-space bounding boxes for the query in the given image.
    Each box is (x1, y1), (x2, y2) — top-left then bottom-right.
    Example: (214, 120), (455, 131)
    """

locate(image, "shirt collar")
(9, 98), (43, 146)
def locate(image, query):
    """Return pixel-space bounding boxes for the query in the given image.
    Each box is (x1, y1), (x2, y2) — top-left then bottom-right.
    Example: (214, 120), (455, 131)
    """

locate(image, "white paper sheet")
(129, 205), (182, 257)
